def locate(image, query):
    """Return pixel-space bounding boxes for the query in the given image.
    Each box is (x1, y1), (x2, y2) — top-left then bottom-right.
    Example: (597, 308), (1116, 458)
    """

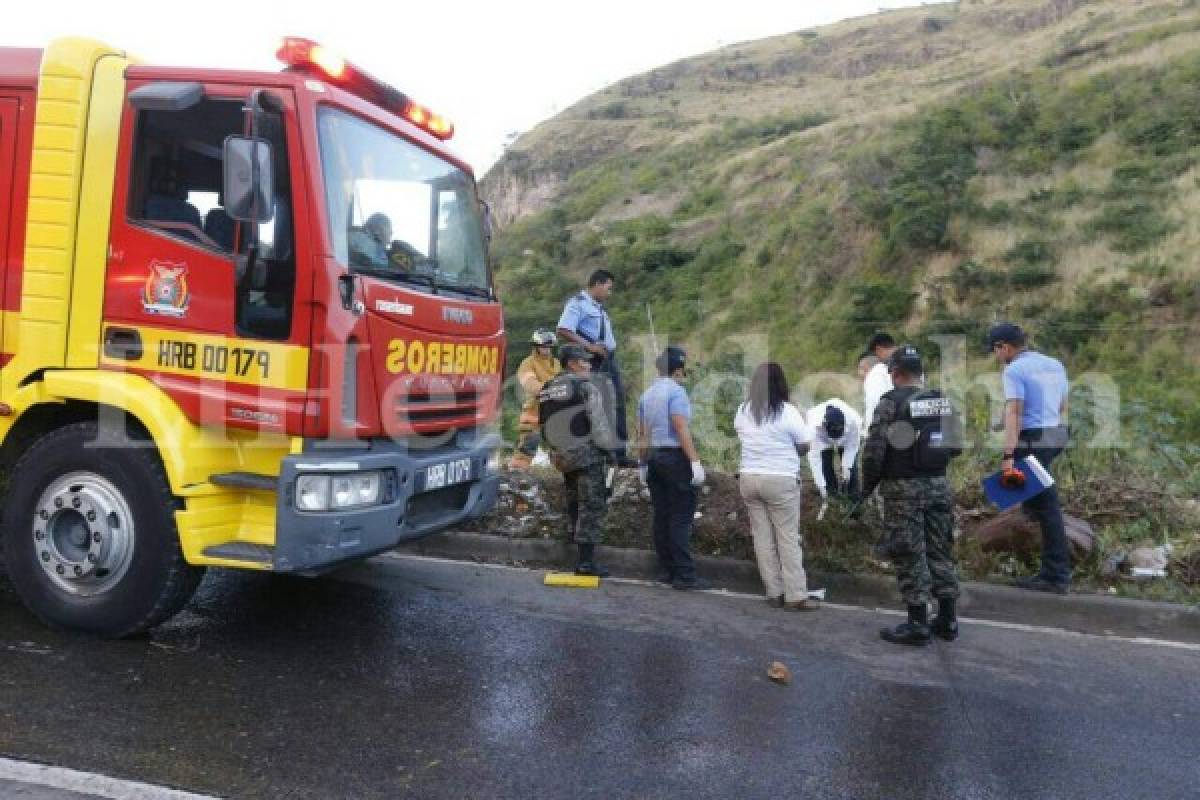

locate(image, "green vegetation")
(484, 0), (1200, 598)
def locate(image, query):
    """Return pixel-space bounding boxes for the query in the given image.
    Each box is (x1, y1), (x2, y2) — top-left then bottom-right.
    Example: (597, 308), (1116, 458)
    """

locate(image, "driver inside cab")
(349, 212), (392, 268)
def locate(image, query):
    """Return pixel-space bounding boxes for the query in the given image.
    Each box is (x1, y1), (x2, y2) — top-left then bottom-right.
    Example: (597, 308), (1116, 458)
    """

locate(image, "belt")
(1019, 426), (1068, 443)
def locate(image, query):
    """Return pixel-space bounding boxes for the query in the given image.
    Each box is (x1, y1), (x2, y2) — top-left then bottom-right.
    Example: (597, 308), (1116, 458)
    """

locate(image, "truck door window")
(235, 107), (296, 341)
(127, 93), (296, 340)
(128, 98), (244, 252)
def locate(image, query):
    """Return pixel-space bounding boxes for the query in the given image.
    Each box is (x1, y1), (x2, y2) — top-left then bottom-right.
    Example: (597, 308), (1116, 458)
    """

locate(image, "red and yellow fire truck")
(0, 37), (505, 636)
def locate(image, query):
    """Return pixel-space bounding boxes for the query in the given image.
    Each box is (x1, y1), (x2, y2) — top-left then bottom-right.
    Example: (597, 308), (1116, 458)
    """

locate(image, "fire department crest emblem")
(142, 261), (190, 317)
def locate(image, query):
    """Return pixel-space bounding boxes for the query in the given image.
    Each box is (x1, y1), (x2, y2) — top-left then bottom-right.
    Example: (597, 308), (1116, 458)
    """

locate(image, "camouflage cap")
(558, 344), (591, 368)
(888, 344), (923, 375)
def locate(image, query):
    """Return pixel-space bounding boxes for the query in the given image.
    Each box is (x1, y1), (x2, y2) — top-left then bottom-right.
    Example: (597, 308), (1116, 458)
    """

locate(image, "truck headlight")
(295, 471), (384, 511)
(296, 475), (331, 511)
(331, 471), (382, 509)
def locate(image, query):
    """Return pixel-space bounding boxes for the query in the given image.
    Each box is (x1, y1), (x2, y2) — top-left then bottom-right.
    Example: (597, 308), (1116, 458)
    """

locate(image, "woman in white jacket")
(734, 363), (819, 611)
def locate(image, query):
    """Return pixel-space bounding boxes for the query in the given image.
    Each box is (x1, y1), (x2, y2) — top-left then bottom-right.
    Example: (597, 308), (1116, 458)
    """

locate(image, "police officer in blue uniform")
(556, 270), (635, 466)
(637, 346), (709, 590)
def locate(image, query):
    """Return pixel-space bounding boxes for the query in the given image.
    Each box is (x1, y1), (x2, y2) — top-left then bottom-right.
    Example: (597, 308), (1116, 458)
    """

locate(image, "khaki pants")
(739, 473), (807, 603)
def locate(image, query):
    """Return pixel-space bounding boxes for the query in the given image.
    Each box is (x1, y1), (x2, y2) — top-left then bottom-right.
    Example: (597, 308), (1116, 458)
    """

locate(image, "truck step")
(209, 472), (277, 490)
(202, 543), (275, 564)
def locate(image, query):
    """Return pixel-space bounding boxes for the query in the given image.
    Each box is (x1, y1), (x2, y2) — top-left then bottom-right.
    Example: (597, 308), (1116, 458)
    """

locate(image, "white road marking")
(0, 757), (217, 800)
(377, 552), (1200, 653)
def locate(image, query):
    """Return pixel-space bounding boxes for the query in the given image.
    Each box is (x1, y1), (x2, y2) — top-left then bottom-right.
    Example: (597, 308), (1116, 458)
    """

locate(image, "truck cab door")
(103, 81), (311, 434)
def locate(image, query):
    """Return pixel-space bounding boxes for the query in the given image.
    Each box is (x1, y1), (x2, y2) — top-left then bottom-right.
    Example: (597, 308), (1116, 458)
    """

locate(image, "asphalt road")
(2, 554), (1198, 799)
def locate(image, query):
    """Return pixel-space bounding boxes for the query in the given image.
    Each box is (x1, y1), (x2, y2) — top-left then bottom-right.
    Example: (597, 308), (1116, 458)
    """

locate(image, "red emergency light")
(276, 37), (455, 141)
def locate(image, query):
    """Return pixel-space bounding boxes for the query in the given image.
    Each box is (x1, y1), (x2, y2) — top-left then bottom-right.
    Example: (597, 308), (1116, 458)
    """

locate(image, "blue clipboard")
(982, 456), (1055, 511)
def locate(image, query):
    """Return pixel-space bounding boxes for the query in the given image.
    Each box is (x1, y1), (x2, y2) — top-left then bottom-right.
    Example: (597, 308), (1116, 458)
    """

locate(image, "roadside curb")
(397, 531), (1200, 644)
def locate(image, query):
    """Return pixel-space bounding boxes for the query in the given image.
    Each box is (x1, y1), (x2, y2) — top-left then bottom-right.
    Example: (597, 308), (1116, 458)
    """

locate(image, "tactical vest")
(538, 374), (592, 450)
(882, 386), (964, 479)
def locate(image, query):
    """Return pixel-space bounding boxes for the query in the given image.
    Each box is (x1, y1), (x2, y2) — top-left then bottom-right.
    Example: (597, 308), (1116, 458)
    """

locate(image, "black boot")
(575, 544), (610, 578)
(880, 604), (932, 647)
(931, 597), (959, 642)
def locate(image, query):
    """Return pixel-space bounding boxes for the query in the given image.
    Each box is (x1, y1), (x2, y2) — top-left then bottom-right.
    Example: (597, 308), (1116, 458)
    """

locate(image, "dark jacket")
(538, 373), (615, 472)
(862, 385), (959, 496)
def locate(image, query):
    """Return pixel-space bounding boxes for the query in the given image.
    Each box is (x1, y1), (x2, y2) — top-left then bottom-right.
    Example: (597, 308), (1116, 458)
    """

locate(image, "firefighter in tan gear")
(509, 329), (562, 469)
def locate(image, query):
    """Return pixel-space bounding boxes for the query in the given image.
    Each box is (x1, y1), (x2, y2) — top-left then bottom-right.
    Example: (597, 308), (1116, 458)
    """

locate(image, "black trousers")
(1015, 426), (1071, 585)
(592, 353), (628, 449)
(646, 447), (697, 582)
(820, 448), (858, 496)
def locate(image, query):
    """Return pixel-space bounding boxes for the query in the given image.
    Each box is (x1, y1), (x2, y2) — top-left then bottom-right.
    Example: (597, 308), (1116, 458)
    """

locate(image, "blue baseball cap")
(985, 323), (1026, 352)
(823, 405), (846, 439)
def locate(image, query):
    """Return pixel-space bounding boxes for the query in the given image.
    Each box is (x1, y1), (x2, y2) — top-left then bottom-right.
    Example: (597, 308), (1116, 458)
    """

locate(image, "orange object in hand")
(1000, 467), (1027, 490)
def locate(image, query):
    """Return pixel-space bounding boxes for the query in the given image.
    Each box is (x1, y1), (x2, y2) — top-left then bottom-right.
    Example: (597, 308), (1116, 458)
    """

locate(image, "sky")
(8, 0), (923, 174)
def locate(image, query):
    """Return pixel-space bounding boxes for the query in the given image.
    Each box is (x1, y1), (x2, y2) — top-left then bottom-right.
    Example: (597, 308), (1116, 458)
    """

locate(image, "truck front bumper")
(272, 433), (501, 573)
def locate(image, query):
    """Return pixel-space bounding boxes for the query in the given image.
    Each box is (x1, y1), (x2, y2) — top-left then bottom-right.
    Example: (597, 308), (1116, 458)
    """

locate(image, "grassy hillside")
(482, 0), (1200, 592)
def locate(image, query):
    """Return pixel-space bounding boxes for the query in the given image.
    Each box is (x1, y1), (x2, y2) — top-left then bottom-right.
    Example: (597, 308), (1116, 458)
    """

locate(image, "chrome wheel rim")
(33, 472), (135, 596)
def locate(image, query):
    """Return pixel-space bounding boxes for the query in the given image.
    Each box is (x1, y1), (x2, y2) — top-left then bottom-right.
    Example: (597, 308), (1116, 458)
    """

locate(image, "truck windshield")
(318, 107), (489, 294)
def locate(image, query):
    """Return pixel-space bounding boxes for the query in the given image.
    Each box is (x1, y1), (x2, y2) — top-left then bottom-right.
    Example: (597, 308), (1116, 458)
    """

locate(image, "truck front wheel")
(2, 422), (203, 637)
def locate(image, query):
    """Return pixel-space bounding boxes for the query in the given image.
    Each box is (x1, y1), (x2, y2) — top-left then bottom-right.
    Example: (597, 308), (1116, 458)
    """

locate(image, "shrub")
(1009, 263), (1058, 289)
(844, 278), (916, 339)
(674, 184), (725, 219)
(691, 226), (746, 272)
(948, 260), (1006, 301)
(588, 101), (633, 120)
(636, 244), (693, 272)
(721, 112), (833, 147)
(1004, 238), (1055, 266)
(1088, 199), (1177, 253)
(1027, 184), (1087, 211)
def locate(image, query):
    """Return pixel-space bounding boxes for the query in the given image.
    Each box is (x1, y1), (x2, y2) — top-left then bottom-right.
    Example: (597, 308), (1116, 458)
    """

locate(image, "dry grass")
(593, 191), (683, 225)
(499, 0), (1176, 192)
(1057, 238), (1121, 286)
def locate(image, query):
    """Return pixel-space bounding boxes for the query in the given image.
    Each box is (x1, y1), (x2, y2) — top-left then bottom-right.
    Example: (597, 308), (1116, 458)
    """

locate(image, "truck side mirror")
(222, 135), (275, 223)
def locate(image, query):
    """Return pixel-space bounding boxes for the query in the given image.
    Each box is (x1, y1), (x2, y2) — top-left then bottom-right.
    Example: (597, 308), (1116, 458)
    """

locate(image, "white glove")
(690, 461), (706, 486)
(638, 465), (649, 485)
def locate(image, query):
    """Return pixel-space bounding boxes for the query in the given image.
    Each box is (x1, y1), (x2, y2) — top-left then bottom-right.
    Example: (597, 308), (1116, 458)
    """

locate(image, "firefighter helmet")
(531, 328), (557, 347)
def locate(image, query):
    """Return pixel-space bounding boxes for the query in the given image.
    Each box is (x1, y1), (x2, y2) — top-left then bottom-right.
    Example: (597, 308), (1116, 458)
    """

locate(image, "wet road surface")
(2, 554), (1199, 799)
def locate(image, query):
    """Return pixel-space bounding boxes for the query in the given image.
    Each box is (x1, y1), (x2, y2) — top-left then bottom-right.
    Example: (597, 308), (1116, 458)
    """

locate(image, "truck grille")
(396, 388), (482, 428)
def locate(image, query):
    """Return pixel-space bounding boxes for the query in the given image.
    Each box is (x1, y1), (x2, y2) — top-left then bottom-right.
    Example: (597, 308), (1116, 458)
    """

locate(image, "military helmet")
(558, 343), (590, 368)
(888, 344), (923, 375)
(531, 328), (557, 347)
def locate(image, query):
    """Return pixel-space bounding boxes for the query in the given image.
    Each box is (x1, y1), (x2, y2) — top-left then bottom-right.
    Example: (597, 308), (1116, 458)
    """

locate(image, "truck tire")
(1, 422), (203, 637)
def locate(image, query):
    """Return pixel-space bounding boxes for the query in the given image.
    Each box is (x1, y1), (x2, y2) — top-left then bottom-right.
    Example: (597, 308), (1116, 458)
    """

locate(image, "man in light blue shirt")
(556, 273), (618, 356)
(557, 270), (632, 463)
(989, 323), (1072, 592)
(637, 347), (708, 590)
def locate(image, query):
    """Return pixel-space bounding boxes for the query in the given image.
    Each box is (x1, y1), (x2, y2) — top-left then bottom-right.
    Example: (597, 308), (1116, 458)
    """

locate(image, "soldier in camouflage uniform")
(538, 344), (617, 577)
(861, 345), (963, 646)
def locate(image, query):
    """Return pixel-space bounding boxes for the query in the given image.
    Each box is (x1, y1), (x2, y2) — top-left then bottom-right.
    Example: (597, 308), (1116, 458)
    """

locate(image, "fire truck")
(0, 38), (505, 636)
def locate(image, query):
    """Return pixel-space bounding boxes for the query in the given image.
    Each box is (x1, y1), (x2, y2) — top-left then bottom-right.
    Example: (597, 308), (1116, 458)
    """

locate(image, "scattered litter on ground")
(463, 465), (1200, 601)
(767, 661), (791, 685)
(1129, 545), (1170, 571)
